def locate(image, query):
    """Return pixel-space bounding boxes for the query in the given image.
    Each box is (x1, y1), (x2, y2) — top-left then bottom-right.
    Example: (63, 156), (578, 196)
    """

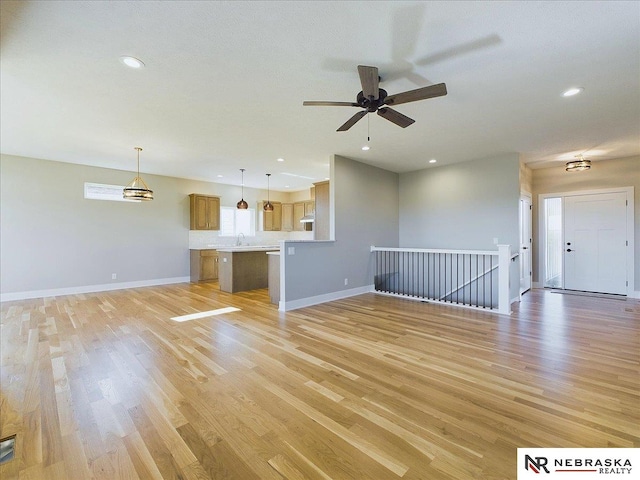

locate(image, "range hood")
(300, 214), (314, 223)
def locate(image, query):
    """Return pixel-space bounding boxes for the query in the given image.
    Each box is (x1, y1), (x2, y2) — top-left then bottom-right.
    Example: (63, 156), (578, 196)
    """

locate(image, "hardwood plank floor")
(1, 285), (638, 479)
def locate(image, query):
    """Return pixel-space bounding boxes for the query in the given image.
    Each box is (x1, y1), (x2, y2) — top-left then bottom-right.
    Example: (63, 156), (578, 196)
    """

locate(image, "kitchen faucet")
(236, 233), (245, 246)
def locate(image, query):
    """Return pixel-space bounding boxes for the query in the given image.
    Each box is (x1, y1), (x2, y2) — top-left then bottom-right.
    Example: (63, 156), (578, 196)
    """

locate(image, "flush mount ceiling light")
(123, 147), (153, 200)
(237, 168), (248, 209)
(263, 174), (274, 211)
(565, 154), (591, 172)
(563, 87), (583, 97)
(120, 56), (145, 69)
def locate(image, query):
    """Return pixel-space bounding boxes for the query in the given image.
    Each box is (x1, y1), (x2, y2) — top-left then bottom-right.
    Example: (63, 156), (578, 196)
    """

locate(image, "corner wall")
(281, 155), (399, 309)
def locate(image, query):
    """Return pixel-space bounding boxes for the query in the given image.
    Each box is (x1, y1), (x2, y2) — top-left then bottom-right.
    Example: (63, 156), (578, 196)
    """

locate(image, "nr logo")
(525, 455), (550, 474)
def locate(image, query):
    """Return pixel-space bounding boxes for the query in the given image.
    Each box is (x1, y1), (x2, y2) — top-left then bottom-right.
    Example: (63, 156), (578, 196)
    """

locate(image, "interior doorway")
(519, 194), (532, 294)
(539, 188), (633, 296)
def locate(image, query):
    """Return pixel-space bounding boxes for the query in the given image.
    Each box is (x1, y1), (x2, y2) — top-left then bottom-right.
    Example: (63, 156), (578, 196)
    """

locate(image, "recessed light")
(285, 185), (290, 188)
(277, 158), (284, 162)
(120, 56), (145, 69)
(563, 87), (583, 97)
(217, 175), (223, 178)
(362, 145), (370, 151)
(429, 159), (437, 164)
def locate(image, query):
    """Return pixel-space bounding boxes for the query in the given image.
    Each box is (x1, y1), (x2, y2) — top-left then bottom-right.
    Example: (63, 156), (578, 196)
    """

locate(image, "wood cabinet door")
(201, 253), (218, 281)
(282, 203), (294, 231)
(206, 196), (220, 230)
(293, 202), (305, 231)
(304, 200), (315, 215)
(192, 195), (209, 229)
(262, 201), (282, 231)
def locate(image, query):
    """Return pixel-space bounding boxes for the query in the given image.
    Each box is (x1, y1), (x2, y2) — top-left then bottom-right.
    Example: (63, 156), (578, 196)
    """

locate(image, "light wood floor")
(1, 285), (638, 479)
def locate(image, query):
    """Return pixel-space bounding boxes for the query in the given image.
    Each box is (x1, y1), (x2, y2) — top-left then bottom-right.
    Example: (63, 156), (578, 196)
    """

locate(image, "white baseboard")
(280, 284), (374, 311)
(0, 276), (191, 302)
(628, 290), (640, 299)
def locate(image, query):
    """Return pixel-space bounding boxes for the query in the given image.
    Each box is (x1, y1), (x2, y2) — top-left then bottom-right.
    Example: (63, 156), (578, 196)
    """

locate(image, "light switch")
(287, 246), (295, 255)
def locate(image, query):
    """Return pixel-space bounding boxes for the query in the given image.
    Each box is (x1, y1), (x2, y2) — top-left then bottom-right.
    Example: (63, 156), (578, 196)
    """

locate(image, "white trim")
(0, 276), (190, 302)
(537, 186), (634, 297)
(279, 284), (373, 311)
(371, 246), (498, 256)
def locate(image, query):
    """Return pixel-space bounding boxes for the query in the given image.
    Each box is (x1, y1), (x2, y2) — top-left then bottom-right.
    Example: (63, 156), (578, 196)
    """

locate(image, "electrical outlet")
(344, 278), (348, 286)
(111, 273), (117, 280)
(493, 237), (499, 245)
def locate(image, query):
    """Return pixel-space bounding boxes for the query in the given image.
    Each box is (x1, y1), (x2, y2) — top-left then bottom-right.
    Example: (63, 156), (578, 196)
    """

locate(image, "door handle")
(522, 247), (528, 250)
(566, 248), (573, 252)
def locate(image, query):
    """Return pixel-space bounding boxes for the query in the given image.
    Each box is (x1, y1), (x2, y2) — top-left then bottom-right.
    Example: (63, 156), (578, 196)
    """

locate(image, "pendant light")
(263, 173), (274, 211)
(123, 147), (153, 200)
(565, 154), (591, 172)
(236, 168), (248, 209)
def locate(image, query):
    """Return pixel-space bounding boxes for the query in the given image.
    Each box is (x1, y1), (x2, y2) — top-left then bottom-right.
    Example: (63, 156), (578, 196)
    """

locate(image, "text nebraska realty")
(529, 456), (633, 474)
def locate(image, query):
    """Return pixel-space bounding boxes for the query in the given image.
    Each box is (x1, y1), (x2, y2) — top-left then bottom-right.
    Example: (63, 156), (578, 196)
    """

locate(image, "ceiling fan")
(303, 65), (447, 131)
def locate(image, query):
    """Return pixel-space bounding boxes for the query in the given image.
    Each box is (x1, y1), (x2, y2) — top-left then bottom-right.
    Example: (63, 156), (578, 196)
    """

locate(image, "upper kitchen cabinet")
(259, 201), (282, 231)
(313, 181), (330, 240)
(282, 203), (294, 231)
(189, 194), (220, 230)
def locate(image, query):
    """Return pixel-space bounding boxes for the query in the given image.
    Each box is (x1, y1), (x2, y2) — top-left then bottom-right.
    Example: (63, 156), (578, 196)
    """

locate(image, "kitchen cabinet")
(260, 201), (282, 231)
(189, 194), (220, 230)
(190, 249), (219, 282)
(293, 200), (314, 231)
(313, 181), (330, 240)
(281, 203), (294, 231)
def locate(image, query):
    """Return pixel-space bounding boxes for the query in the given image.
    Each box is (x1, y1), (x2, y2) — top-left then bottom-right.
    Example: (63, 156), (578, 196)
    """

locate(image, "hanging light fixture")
(123, 147), (153, 200)
(236, 168), (248, 209)
(565, 154), (591, 172)
(263, 173), (274, 211)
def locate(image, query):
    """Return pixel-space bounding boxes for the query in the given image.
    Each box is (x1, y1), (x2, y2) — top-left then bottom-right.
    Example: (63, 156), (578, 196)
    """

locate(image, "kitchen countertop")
(215, 245), (279, 253)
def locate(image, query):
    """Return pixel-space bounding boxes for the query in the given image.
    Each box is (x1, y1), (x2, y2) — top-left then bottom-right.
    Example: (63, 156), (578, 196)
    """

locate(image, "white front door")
(564, 192), (627, 294)
(519, 195), (532, 294)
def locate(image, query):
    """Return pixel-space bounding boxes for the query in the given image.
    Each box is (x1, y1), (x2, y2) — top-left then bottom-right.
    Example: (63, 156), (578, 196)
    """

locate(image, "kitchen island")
(217, 246), (279, 293)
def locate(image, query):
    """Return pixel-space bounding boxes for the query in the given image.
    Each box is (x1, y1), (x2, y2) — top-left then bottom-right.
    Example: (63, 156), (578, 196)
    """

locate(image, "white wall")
(281, 155), (399, 308)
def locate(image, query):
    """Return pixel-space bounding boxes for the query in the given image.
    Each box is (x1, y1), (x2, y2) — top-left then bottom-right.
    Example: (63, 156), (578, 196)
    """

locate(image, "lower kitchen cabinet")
(190, 249), (219, 282)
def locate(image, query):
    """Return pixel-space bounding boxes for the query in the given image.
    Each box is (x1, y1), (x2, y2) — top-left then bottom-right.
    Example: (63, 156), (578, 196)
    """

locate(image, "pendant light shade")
(565, 154), (591, 172)
(123, 147), (153, 200)
(263, 173), (274, 211)
(237, 168), (248, 209)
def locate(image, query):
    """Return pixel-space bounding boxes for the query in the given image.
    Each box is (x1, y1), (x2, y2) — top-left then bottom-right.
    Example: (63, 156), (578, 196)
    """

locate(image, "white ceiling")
(1, 1), (639, 191)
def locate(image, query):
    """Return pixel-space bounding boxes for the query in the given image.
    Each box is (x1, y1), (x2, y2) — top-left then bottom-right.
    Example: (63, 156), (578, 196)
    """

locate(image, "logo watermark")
(518, 448), (639, 479)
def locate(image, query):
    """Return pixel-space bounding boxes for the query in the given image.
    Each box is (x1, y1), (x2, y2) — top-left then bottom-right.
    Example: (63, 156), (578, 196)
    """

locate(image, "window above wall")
(219, 207), (256, 237)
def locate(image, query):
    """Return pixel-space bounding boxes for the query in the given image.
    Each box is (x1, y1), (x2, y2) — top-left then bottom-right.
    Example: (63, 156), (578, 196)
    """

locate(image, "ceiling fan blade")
(357, 65), (379, 100)
(384, 83), (447, 106)
(303, 101), (360, 107)
(377, 107), (415, 128)
(337, 110), (367, 131)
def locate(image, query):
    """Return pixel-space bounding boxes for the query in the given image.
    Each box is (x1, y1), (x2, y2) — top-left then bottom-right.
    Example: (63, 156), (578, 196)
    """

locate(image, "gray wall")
(282, 155), (399, 303)
(0, 154), (310, 297)
(399, 153), (521, 250)
(398, 153), (521, 301)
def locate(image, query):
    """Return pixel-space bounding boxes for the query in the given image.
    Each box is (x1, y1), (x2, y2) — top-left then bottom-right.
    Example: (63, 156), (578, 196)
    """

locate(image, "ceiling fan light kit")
(303, 65), (447, 132)
(123, 147), (154, 201)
